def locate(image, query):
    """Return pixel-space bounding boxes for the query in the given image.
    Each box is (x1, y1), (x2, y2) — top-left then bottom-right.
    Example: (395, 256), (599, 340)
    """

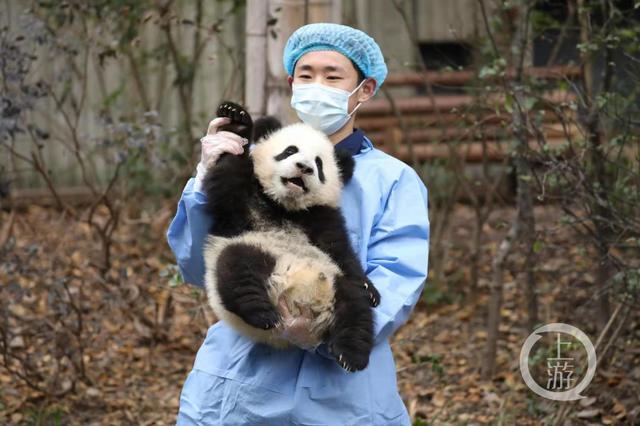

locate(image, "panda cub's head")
(251, 123), (353, 211)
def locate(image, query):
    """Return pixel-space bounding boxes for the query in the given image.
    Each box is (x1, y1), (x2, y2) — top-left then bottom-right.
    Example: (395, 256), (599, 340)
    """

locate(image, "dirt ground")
(0, 203), (638, 425)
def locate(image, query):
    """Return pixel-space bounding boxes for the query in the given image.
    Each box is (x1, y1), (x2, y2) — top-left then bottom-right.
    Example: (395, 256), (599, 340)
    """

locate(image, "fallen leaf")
(432, 391), (446, 408)
(579, 396), (597, 407)
(576, 408), (600, 419)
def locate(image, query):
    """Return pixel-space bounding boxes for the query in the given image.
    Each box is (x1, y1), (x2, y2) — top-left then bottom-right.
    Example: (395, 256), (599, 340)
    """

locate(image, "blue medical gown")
(166, 139), (430, 425)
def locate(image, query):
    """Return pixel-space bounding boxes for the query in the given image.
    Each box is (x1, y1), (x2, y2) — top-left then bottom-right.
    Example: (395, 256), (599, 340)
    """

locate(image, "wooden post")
(265, 0), (341, 124)
(245, 0), (268, 117)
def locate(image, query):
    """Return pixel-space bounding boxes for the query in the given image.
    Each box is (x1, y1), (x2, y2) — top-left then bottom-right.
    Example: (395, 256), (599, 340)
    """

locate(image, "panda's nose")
(296, 162), (314, 175)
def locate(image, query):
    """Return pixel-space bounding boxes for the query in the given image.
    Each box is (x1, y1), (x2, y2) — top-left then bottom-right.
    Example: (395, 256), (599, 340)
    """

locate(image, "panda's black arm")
(298, 206), (362, 274)
(202, 152), (255, 237)
(296, 206), (378, 371)
(295, 206), (380, 306)
(335, 149), (355, 184)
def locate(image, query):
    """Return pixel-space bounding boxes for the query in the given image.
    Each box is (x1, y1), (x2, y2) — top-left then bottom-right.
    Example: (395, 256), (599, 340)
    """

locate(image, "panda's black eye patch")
(274, 145), (299, 161)
(315, 156), (325, 183)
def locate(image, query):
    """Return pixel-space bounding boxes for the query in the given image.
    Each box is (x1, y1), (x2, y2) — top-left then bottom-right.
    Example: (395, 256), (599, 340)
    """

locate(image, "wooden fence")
(1, 1), (243, 192)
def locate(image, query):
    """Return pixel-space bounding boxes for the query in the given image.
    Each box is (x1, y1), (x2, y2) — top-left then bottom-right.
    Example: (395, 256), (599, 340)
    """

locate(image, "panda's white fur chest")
(204, 229), (340, 348)
(247, 194), (281, 231)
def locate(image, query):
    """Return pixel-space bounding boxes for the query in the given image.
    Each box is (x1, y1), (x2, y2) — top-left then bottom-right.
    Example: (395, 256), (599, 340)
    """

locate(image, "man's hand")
(193, 117), (249, 192)
(276, 298), (321, 350)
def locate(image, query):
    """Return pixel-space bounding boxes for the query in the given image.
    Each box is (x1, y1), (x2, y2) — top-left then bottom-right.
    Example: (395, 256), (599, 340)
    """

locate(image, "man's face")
(289, 50), (376, 113)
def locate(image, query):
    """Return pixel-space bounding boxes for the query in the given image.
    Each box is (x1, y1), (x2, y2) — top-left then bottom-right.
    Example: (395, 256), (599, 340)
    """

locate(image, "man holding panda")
(167, 23), (429, 425)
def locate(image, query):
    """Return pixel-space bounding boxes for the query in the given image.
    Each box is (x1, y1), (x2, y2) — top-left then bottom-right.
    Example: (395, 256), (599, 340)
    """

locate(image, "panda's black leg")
(326, 275), (374, 372)
(215, 242), (280, 330)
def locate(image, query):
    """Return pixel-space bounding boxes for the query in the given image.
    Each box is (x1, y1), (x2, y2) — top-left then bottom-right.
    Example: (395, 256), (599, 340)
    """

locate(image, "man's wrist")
(193, 162), (208, 193)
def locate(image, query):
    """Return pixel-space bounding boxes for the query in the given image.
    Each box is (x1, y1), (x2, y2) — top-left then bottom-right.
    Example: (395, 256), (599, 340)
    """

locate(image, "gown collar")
(334, 128), (364, 156)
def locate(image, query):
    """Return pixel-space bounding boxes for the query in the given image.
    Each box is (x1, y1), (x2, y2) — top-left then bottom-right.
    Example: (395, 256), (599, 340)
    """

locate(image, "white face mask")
(290, 79), (366, 135)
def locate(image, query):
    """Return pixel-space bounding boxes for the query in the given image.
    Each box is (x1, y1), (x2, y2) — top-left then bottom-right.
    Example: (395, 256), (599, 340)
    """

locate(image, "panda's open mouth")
(281, 177), (308, 193)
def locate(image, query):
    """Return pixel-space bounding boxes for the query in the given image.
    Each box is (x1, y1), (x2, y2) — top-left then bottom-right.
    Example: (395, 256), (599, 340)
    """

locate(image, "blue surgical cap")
(283, 23), (388, 94)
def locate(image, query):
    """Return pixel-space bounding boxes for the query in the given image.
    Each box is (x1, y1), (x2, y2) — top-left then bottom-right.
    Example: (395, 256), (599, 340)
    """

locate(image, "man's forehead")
(294, 50), (353, 72)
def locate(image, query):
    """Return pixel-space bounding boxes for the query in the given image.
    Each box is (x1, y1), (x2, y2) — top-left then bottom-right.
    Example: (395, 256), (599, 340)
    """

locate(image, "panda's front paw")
(216, 101), (253, 140)
(364, 277), (381, 307)
(328, 331), (371, 373)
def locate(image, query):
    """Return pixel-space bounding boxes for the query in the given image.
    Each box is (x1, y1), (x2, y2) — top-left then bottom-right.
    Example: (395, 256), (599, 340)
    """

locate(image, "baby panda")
(202, 101), (380, 372)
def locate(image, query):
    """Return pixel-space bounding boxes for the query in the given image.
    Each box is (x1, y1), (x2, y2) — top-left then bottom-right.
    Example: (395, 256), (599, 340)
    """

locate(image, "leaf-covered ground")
(0, 204), (638, 425)
(395, 206), (639, 425)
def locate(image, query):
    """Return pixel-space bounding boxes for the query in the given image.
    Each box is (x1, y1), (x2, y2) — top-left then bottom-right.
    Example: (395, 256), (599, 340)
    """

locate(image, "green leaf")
(533, 240), (544, 253)
(523, 96), (537, 111)
(504, 93), (514, 113)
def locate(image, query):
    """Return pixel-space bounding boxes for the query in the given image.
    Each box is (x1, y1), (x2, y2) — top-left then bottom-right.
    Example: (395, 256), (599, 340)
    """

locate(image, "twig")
(126, 47), (151, 112)
(553, 303), (630, 425)
(477, 0), (501, 58)
(546, 0), (576, 66)
(0, 209), (15, 247)
(594, 302), (624, 350)
(596, 305), (630, 369)
(381, 87), (417, 170)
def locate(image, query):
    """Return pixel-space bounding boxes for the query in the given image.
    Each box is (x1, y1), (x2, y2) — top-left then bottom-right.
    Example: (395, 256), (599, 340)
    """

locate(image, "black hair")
(349, 59), (366, 84)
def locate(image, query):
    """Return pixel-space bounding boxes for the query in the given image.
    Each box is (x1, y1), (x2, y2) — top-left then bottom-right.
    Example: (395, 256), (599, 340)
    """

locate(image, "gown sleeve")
(366, 167), (430, 344)
(166, 178), (213, 288)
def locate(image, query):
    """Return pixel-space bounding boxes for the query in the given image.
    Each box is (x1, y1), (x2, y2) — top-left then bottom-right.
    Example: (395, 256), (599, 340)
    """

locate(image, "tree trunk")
(510, 2), (538, 331)
(577, 0), (614, 331)
(470, 208), (482, 292)
(514, 143), (539, 330)
(483, 221), (519, 379)
(479, 0), (538, 378)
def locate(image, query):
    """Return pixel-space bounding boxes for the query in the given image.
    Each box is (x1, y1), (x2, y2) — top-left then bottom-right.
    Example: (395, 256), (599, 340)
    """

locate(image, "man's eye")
(298, 75), (311, 79)
(327, 76), (341, 80)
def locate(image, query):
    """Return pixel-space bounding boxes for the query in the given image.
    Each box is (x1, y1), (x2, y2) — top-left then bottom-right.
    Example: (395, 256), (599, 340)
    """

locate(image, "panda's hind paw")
(242, 307), (280, 330)
(364, 278), (381, 307)
(328, 341), (369, 372)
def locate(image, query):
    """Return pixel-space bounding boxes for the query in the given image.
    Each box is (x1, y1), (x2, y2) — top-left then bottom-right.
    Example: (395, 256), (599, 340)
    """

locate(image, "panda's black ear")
(252, 116), (282, 143)
(335, 148), (355, 184)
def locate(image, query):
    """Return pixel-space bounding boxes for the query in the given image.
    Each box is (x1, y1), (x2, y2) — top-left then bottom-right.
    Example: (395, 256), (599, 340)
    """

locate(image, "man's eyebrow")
(297, 64), (345, 73)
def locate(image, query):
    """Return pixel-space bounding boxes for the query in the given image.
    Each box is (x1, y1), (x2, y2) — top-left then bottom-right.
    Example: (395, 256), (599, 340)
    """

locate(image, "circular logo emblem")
(519, 323), (597, 401)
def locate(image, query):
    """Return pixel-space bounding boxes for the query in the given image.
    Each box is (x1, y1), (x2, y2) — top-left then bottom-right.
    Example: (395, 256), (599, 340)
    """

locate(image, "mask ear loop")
(348, 102), (363, 118)
(349, 78), (367, 96)
(347, 78), (368, 117)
